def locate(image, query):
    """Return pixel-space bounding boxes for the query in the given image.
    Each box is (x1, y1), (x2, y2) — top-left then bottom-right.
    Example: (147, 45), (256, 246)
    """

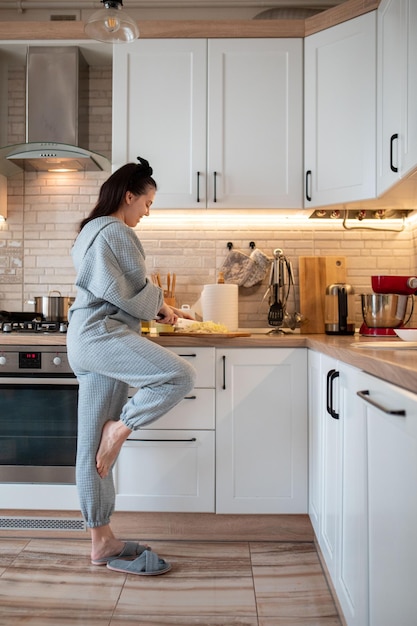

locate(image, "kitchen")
(0, 0), (416, 624)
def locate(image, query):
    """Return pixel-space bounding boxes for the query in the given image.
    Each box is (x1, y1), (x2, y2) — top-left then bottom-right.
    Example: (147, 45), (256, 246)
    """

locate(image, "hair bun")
(136, 156), (153, 177)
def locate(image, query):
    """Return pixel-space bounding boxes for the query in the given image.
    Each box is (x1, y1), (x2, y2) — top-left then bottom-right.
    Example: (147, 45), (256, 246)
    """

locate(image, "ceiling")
(0, 0), (347, 22)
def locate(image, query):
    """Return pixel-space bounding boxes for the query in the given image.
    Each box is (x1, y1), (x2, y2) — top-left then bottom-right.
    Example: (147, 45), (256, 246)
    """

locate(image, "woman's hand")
(157, 303), (178, 325)
(171, 306), (195, 320)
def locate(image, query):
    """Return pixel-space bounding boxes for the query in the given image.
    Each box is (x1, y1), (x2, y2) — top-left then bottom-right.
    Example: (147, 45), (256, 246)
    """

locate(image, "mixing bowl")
(361, 293), (413, 328)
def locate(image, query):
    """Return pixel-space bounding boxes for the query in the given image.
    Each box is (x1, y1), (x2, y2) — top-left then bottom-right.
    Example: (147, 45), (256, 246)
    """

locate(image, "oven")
(0, 346), (78, 485)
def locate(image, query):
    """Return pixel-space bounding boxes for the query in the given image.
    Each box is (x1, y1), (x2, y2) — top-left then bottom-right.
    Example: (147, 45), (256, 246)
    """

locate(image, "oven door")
(0, 376), (78, 484)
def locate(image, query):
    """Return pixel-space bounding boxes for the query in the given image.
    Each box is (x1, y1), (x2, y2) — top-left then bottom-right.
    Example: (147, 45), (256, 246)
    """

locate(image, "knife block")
(298, 256), (347, 333)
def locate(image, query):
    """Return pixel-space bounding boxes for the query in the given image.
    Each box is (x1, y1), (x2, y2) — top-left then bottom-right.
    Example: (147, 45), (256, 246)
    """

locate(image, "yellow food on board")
(177, 321), (229, 334)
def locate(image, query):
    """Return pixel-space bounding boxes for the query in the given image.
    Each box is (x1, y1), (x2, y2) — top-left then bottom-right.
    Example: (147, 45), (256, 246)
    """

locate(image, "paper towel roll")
(201, 284), (239, 331)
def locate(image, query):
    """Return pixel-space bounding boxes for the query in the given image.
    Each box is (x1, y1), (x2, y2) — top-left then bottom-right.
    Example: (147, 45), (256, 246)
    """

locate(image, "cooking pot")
(361, 293), (413, 328)
(27, 291), (74, 322)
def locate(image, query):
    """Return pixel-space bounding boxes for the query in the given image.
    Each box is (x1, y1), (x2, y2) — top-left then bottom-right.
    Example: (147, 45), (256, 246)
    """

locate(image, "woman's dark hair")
(78, 156), (157, 232)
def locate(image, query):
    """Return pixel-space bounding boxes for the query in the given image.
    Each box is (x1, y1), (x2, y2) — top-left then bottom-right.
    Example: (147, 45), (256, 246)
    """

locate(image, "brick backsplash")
(1, 172), (416, 328)
(1, 64), (416, 329)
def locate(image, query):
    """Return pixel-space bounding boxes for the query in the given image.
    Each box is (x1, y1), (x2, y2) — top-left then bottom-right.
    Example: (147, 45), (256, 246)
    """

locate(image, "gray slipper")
(91, 541), (149, 566)
(107, 549), (172, 576)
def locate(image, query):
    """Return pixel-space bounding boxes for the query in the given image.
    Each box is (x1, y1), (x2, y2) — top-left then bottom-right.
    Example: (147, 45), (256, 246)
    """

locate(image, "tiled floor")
(0, 538), (342, 625)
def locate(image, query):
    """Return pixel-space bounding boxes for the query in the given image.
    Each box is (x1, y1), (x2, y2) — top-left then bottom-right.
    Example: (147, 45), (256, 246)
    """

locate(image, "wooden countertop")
(1, 331), (416, 394)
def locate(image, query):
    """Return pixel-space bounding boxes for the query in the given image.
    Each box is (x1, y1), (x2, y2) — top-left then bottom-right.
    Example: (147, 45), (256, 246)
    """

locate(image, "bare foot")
(96, 420), (132, 478)
(91, 537), (125, 563)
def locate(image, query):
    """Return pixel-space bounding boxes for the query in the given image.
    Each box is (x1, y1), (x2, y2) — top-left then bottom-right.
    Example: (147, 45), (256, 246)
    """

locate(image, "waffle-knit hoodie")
(69, 216), (163, 331)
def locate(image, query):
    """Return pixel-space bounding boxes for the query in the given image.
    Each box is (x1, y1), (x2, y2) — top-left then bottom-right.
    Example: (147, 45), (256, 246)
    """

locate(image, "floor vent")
(0, 516), (86, 532)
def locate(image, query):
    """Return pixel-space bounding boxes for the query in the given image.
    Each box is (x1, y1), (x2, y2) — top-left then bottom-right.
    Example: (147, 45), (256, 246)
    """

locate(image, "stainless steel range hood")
(0, 46), (111, 176)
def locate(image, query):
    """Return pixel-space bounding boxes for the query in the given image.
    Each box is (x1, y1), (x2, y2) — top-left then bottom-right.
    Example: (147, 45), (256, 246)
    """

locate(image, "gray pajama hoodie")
(67, 217), (196, 527)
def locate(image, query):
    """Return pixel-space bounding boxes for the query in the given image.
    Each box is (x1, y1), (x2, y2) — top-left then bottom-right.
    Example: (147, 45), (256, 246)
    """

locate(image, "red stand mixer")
(360, 275), (417, 336)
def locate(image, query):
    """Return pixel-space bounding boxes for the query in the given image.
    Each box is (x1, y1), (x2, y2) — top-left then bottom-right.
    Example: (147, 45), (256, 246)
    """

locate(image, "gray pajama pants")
(67, 316), (196, 528)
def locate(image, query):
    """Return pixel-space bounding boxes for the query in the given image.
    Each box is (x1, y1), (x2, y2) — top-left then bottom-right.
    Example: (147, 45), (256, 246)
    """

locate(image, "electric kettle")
(325, 283), (355, 335)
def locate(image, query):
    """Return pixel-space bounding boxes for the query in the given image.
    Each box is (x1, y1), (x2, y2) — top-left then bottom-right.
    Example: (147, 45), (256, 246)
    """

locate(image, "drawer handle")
(184, 395), (197, 400)
(357, 389), (406, 416)
(129, 438), (197, 443)
(178, 353), (197, 358)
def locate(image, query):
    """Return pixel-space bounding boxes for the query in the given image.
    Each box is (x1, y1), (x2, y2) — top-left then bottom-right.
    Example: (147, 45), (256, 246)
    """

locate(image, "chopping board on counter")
(299, 256), (347, 334)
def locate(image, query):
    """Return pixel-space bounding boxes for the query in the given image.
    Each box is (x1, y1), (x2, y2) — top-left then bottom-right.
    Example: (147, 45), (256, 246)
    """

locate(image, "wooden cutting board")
(158, 332), (251, 337)
(298, 256), (347, 334)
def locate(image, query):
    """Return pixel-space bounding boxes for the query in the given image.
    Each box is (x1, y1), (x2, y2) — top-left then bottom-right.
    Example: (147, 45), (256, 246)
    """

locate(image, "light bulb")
(104, 16), (120, 33)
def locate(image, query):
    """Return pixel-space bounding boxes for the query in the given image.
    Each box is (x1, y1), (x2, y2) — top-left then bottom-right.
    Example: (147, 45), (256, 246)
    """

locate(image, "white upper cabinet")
(207, 39), (302, 209)
(377, 0), (417, 195)
(113, 38), (303, 209)
(112, 39), (207, 209)
(304, 12), (377, 208)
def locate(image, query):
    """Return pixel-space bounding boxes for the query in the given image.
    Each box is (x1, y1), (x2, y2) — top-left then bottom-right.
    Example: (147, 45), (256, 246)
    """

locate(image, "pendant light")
(84, 0), (139, 44)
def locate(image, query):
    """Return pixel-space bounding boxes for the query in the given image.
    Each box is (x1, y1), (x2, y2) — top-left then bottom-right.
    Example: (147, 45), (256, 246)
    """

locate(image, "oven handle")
(0, 376), (77, 385)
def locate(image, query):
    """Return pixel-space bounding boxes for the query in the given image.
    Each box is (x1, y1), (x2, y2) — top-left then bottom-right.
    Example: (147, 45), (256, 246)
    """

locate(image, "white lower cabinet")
(308, 350), (368, 626)
(309, 350), (417, 626)
(358, 373), (417, 626)
(114, 429), (215, 513)
(116, 346), (308, 515)
(216, 348), (308, 514)
(115, 347), (216, 512)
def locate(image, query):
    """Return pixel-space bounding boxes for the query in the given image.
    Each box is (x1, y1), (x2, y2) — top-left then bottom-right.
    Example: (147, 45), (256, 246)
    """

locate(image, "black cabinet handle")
(130, 438), (197, 443)
(213, 171), (217, 203)
(222, 354), (226, 390)
(196, 171), (201, 202)
(326, 369), (339, 419)
(357, 389), (406, 416)
(177, 353), (197, 358)
(183, 395), (197, 400)
(305, 170), (312, 202)
(390, 133), (398, 173)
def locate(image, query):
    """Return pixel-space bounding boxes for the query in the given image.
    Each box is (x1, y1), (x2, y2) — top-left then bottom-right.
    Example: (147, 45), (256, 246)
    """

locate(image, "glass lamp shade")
(84, 3), (139, 43)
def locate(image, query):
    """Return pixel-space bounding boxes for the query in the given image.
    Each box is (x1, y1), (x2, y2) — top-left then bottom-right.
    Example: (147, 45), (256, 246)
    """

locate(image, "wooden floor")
(0, 536), (343, 625)
(0, 512), (343, 624)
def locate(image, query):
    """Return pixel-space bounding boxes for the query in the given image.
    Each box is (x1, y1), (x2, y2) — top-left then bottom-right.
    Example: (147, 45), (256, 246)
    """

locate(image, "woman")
(67, 157), (196, 576)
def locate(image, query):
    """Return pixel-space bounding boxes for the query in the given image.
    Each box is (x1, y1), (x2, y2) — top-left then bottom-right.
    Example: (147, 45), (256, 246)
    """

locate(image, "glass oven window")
(0, 383), (78, 466)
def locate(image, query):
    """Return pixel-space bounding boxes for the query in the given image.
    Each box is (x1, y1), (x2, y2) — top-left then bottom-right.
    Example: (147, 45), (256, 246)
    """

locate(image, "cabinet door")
(377, 0), (405, 194)
(402, 0), (417, 178)
(377, 0), (417, 194)
(112, 39), (207, 208)
(115, 430), (215, 512)
(307, 350), (323, 536)
(208, 39), (303, 208)
(304, 12), (376, 207)
(318, 354), (340, 578)
(313, 356), (368, 626)
(337, 363), (368, 626)
(216, 348), (307, 514)
(359, 374), (417, 626)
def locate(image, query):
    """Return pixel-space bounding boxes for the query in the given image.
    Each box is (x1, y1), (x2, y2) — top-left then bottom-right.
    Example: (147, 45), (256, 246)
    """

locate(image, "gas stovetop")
(0, 311), (67, 334)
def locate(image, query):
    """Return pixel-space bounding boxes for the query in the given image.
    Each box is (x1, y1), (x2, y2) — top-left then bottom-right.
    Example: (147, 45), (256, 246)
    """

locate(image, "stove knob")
(0, 355), (6, 365)
(53, 356), (62, 366)
(2, 323), (12, 333)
